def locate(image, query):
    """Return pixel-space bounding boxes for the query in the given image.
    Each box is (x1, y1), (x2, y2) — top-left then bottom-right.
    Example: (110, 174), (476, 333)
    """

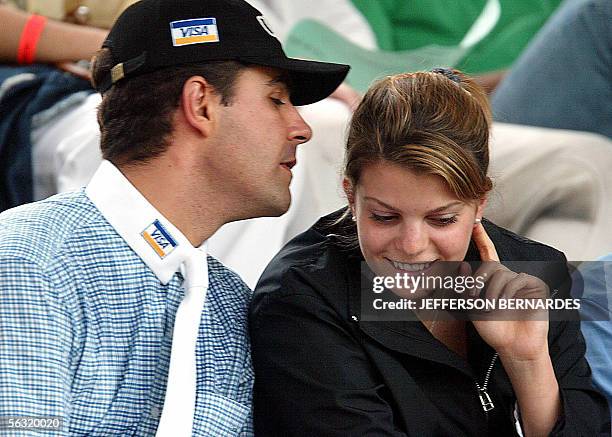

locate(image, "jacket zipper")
(475, 352), (498, 413)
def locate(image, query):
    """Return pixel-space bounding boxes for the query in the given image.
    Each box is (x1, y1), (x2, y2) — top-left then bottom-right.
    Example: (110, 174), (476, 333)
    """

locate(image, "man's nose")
(287, 106), (313, 145)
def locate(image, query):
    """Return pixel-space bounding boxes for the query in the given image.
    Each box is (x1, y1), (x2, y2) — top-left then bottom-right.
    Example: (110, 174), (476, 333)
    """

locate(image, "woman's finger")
(469, 261), (507, 297)
(472, 222), (500, 262)
(483, 269), (517, 301)
(499, 273), (531, 300)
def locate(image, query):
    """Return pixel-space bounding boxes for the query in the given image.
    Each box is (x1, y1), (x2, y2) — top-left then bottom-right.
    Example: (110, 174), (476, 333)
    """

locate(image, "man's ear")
(180, 75), (218, 137)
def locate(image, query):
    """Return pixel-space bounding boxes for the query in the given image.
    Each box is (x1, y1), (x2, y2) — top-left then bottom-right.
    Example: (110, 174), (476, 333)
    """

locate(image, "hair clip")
(430, 67), (461, 84)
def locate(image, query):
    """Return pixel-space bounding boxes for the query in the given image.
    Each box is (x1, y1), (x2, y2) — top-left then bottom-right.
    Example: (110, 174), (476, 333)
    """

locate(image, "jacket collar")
(343, 257), (475, 377)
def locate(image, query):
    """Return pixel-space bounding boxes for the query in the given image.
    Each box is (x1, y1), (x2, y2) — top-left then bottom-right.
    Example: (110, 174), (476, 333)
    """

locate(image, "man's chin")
(246, 192), (292, 219)
(268, 197), (291, 217)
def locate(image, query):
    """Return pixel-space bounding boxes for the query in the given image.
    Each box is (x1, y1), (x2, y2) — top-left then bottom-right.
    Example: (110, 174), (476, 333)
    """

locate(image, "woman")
(249, 69), (610, 436)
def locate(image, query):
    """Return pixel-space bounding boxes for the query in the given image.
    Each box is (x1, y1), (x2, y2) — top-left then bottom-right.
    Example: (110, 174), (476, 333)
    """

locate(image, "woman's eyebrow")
(363, 197), (398, 211)
(364, 197), (463, 214)
(427, 201), (464, 214)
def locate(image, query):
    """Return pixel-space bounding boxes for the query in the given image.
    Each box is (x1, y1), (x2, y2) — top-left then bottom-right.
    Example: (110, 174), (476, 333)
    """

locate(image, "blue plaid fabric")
(0, 190), (254, 436)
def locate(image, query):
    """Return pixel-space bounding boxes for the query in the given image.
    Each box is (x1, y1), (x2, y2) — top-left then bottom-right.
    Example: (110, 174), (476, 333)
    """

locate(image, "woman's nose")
(396, 222), (429, 257)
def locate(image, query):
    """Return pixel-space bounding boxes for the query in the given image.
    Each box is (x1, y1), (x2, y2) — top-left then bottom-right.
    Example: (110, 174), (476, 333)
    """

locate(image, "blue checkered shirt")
(0, 189), (254, 436)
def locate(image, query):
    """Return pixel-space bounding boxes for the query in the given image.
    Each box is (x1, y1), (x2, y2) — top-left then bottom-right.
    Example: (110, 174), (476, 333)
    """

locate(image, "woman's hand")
(468, 223), (561, 436)
(467, 223), (550, 360)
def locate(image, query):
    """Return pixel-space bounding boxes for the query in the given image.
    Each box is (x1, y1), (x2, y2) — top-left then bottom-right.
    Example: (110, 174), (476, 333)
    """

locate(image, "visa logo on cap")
(170, 18), (220, 46)
(142, 220), (178, 258)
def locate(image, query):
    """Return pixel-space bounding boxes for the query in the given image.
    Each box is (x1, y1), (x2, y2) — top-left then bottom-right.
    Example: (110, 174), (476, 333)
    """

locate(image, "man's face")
(205, 66), (312, 220)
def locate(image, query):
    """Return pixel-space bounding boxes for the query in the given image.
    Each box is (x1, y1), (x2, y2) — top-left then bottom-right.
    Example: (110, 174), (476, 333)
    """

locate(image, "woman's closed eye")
(369, 213), (397, 223)
(429, 215), (459, 227)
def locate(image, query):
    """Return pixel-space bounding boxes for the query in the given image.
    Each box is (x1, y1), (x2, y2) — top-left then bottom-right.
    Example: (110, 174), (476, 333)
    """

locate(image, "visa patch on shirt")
(170, 18), (219, 46)
(141, 220), (178, 258)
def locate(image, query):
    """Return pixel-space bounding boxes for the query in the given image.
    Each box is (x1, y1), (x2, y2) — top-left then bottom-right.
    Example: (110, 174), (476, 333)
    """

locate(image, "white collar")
(86, 160), (203, 284)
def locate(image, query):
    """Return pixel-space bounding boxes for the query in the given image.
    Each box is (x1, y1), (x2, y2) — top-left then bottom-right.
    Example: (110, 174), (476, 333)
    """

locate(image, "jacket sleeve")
(250, 272), (408, 436)
(547, 316), (611, 436)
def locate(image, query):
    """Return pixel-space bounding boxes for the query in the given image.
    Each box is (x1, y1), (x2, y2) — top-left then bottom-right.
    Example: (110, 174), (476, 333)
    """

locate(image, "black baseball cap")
(96, 0), (350, 106)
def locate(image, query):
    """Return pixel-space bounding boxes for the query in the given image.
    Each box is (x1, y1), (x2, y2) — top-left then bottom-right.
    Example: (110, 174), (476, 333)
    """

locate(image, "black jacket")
(250, 210), (610, 436)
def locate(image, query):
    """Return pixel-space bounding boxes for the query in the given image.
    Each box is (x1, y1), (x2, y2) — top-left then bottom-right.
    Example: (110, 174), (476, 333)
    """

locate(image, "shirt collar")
(86, 160), (201, 284)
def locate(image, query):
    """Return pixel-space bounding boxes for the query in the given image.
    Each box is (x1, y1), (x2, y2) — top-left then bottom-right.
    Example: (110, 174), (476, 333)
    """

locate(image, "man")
(0, 0), (348, 435)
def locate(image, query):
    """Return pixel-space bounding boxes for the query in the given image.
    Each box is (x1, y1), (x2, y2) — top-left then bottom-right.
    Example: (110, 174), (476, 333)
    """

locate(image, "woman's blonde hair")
(344, 69), (493, 201)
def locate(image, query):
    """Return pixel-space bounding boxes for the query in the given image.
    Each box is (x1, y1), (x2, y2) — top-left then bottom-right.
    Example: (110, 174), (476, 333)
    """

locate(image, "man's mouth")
(280, 159), (297, 171)
(389, 259), (436, 272)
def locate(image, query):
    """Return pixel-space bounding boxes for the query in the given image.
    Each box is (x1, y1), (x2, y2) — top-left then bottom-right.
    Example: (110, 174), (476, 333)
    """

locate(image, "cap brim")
(239, 56), (350, 106)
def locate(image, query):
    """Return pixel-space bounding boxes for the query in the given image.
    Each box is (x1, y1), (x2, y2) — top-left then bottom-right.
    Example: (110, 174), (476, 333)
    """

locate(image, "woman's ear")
(475, 196), (487, 221)
(342, 178), (355, 212)
(342, 178), (355, 204)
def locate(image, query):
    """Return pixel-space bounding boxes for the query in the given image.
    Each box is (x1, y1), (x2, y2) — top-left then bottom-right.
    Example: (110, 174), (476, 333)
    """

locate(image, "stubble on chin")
(242, 186), (292, 220)
(264, 191), (292, 218)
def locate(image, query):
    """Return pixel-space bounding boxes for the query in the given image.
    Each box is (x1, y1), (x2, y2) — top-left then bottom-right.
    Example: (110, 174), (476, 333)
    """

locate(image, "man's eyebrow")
(265, 74), (291, 91)
(265, 77), (284, 85)
(364, 197), (463, 213)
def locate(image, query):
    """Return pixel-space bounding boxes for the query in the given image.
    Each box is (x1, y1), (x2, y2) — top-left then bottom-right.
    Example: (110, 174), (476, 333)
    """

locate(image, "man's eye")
(370, 213), (396, 223)
(270, 97), (286, 106)
(430, 215), (458, 227)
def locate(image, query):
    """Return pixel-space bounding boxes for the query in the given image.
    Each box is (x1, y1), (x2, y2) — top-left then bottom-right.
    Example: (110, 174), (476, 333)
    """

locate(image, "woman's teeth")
(391, 260), (433, 272)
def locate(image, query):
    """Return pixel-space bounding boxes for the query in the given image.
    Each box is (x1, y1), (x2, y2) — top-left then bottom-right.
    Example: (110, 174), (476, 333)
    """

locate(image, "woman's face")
(346, 161), (485, 297)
